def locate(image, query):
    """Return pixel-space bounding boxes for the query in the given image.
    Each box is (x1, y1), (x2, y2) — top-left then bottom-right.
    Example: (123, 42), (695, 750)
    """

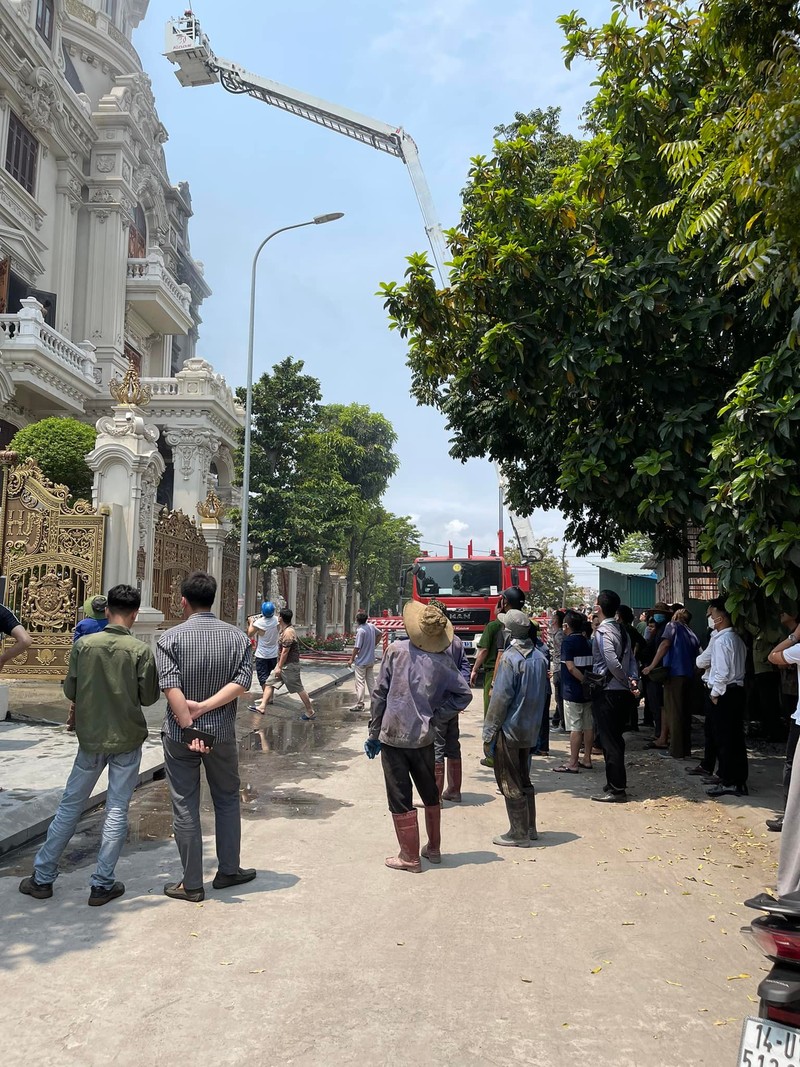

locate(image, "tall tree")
(380, 4), (797, 626)
(356, 509), (421, 615)
(317, 404), (399, 632)
(235, 358), (324, 579)
(613, 533), (654, 564)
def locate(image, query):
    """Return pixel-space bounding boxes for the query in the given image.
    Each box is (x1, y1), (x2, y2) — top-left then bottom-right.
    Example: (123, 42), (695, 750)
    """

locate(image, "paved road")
(0, 685), (784, 1067)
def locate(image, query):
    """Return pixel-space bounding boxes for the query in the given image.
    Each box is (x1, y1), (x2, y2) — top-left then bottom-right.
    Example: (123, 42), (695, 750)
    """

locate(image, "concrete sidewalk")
(0, 662), (351, 855)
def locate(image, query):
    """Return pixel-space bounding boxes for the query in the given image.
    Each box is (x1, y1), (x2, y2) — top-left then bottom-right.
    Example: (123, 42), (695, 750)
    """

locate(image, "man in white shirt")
(746, 612), (800, 915)
(700, 598), (748, 798)
(348, 611), (379, 713)
(687, 614), (720, 779)
(765, 609), (800, 832)
(247, 601), (280, 715)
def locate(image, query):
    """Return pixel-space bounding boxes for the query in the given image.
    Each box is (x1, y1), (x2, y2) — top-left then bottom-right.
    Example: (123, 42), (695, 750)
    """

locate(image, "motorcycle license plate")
(738, 1017), (800, 1065)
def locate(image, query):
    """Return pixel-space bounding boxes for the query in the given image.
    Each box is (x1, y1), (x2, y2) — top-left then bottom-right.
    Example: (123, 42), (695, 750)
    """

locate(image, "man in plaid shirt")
(156, 571), (254, 902)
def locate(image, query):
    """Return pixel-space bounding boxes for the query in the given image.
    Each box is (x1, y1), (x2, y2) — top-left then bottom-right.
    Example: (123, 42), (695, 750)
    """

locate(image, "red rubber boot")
(385, 810), (422, 873)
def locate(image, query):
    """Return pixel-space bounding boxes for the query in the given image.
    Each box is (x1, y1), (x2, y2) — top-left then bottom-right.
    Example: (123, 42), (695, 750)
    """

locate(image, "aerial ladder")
(164, 12), (538, 552)
(163, 11), (448, 281)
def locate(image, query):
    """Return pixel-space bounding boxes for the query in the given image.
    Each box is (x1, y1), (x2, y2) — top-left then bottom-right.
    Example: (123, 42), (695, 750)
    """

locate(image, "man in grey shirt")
(591, 589), (638, 804)
(156, 571), (254, 902)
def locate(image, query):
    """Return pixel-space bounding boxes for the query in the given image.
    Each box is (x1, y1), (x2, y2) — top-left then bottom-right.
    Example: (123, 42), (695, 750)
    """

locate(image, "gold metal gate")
(152, 509), (208, 624)
(220, 533), (238, 624)
(0, 455), (105, 677)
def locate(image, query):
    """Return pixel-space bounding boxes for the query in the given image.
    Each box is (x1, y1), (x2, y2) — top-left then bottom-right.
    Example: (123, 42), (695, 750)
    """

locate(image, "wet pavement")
(0, 686), (366, 880)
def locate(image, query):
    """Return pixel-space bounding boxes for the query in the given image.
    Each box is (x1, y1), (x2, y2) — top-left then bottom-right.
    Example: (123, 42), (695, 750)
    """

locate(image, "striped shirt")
(156, 612), (253, 743)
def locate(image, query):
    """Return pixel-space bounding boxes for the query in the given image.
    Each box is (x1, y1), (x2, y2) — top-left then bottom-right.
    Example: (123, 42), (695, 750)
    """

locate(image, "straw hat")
(403, 600), (453, 653)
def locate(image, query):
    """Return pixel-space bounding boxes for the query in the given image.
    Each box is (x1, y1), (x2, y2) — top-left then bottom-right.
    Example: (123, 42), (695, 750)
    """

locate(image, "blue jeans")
(34, 746), (142, 889)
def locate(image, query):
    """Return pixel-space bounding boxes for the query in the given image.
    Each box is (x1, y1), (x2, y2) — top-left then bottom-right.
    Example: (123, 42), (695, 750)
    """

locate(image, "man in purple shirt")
(365, 600), (472, 872)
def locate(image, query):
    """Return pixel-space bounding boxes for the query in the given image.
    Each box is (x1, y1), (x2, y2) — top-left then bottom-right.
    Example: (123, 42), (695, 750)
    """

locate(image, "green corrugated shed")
(596, 563), (657, 618)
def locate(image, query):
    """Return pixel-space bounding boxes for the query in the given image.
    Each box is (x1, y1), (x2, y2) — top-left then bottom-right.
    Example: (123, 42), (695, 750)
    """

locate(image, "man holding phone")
(156, 571), (254, 902)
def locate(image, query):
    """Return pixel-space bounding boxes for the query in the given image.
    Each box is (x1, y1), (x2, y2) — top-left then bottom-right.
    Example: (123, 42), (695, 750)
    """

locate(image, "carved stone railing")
(142, 358), (243, 422)
(0, 299), (96, 383)
(143, 378), (180, 397)
(127, 251), (192, 316)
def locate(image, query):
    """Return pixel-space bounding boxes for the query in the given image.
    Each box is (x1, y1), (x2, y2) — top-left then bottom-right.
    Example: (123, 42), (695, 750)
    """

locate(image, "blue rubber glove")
(364, 738), (382, 759)
(483, 737), (496, 762)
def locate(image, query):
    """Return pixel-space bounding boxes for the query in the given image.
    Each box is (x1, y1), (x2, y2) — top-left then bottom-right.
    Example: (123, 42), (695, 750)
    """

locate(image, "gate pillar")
(86, 395), (165, 646)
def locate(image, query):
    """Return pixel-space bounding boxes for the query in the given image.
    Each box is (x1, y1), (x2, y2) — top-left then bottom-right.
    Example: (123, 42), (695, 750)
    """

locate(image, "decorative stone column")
(86, 370), (165, 647)
(53, 160), (83, 338)
(197, 488), (228, 599)
(165, 426), (220, 519)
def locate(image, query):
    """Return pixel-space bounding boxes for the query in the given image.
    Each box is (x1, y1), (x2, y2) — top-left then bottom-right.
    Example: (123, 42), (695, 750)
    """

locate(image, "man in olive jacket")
(19, 584), (160, 907)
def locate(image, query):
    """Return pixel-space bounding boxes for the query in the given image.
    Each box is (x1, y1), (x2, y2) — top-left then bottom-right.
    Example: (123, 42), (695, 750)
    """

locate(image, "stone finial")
(109, 365), (152, 408)
(0, 449), (19, 467)
(197, 489), (226, 522)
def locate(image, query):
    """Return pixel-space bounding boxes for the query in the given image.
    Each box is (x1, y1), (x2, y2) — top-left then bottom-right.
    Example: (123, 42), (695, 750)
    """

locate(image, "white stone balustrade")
(0, 299), (98, 413)
(126, 248), (193, 335)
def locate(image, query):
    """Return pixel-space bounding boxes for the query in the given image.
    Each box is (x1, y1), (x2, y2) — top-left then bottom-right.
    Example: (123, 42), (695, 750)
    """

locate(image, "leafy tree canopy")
(613, 533), (654, 564)
(380, 4), (800, 627)
(10, 418), (97, 499)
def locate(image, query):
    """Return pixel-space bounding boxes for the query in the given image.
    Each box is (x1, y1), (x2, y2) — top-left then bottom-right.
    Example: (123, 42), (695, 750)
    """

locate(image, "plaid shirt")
(156, 612), (253, 743)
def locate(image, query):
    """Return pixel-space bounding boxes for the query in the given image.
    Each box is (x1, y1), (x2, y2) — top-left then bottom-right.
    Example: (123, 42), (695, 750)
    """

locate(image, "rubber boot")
(527, 791), (539, 841)
(441, 758), (462, 803)
(385, 810), (422, 873)
(433, 761), (445, 803)
(492, 797), (532, 848)
(421, 804), (442, 863)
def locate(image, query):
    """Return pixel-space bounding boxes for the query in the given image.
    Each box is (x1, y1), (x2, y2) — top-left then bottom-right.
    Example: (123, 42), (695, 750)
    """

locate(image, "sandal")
(552, 764), (580, 774)
(645, 742), (668, 750)
(247, 703), (265, 715)
(301, 713), (316, 721)
(578, 762), (595, 770)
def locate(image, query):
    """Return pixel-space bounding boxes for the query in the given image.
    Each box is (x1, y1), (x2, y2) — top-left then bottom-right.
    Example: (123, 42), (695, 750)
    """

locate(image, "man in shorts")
(261, 607), (316, 720)
(553, 610), (595, 774)
(247, 601), (279, 714)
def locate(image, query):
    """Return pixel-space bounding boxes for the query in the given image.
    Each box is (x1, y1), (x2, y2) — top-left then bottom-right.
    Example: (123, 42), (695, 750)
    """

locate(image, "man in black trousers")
(591, 589), (639, 804)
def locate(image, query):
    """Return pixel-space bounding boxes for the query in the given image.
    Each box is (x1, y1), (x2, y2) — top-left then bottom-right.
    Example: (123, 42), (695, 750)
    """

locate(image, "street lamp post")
(237, 213), (344, 630)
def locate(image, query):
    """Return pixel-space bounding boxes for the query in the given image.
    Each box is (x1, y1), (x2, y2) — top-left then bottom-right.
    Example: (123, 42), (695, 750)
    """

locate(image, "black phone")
(182, 727), (215, 749)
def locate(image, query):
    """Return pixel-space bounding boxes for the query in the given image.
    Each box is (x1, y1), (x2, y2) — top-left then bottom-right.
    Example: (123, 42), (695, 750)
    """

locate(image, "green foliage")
(356, 509), (421, 613)
(505, 540), (583, 611)
(10, 418), (96, 499)
(380, 5), (800, 626)
(613, 533), (654, 563)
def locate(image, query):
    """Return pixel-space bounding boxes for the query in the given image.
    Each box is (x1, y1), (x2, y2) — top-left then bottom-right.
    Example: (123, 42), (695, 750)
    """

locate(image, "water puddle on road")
(0, 685), (364, 878)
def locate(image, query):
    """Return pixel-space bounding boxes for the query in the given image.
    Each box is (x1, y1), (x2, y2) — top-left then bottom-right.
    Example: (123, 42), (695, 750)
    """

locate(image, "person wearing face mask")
(686, 608), (722, 779)
(698, 597), (748, 797)
(471, 587), (526, 766)
(641, 603), (671, 745)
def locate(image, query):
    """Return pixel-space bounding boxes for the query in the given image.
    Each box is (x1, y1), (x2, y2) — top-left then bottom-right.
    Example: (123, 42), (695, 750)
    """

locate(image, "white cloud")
(444, 518), (469, 539)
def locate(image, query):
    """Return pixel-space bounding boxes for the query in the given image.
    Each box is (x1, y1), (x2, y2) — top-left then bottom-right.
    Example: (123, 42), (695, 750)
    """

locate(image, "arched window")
(128, 203), (147, 259)
(36, 0), (54, 46)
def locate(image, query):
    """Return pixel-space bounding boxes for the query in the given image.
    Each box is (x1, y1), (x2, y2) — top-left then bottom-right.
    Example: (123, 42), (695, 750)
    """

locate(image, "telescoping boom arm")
(164, 13), (448, 280)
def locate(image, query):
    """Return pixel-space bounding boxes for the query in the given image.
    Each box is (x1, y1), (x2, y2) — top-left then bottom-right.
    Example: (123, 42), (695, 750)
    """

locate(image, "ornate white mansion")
(0, 1), (350, 660)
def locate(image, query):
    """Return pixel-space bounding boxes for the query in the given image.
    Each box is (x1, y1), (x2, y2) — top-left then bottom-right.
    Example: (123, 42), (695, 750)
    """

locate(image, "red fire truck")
(375, 533), (531, 657)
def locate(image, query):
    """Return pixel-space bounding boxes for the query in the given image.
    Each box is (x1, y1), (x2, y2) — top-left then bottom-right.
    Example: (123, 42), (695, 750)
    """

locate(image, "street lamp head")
(313, 212), (345, 225)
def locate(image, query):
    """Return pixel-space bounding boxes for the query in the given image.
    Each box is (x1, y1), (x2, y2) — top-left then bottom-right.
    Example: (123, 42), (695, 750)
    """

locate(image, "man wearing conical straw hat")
(365, 600), (472, 872)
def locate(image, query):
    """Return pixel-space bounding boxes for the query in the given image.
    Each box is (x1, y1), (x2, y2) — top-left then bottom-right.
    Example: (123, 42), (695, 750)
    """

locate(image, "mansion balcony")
(126, 250), (193, 336)
(0, 297), (97, 415)
(143, 357), (245, 451)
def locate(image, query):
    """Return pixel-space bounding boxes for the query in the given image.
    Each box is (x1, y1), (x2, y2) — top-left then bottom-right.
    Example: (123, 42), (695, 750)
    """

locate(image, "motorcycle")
(740, 906), (800, 1064)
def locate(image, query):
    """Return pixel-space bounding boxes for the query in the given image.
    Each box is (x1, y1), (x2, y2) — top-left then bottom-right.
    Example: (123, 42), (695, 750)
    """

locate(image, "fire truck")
(374, 534), (531, 657)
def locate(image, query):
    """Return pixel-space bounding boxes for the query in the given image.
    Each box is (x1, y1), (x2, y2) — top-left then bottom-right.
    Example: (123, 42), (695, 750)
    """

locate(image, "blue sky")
(135, 0), (616, 586)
